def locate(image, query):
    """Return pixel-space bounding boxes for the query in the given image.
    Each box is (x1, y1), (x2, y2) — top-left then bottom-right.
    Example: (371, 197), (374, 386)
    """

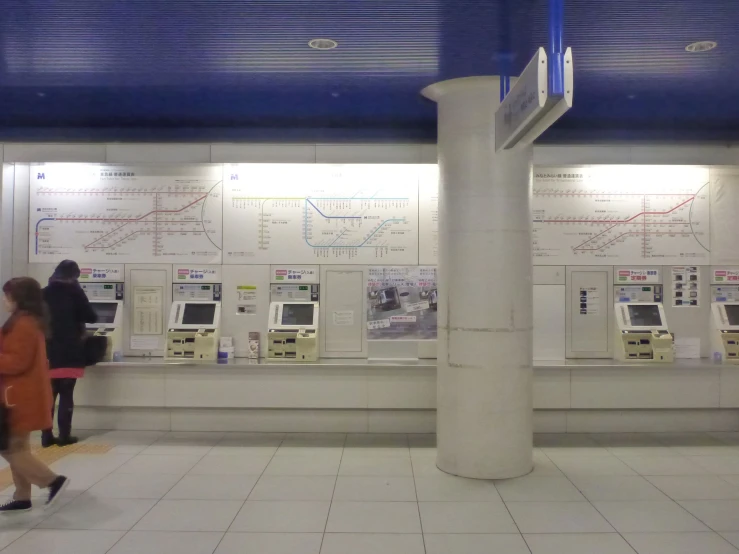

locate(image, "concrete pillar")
(422, 76), (533, 480)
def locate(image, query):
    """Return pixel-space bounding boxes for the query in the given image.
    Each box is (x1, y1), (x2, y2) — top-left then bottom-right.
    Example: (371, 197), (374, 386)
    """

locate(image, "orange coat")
(0, 315), (53, 434)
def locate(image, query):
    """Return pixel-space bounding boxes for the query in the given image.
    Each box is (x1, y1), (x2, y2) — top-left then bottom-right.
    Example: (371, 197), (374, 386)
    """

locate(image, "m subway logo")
(37, 173), (45, 179)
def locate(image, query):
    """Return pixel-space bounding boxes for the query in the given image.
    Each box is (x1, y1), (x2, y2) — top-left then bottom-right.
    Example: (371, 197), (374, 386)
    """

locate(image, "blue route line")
(34, 218), (56, 255)
(302, 198), (405, 249)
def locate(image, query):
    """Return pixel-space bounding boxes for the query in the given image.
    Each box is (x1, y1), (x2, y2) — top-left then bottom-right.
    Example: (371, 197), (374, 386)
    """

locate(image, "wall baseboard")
(72, 407), (739, 434)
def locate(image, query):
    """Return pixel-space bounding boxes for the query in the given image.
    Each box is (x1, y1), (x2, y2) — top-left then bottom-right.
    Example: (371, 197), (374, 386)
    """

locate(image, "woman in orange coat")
(0, 278), (69, 513)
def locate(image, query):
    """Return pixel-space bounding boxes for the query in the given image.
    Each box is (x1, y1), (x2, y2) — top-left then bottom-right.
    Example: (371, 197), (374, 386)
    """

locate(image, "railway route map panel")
(223, 164), (419, 264)
(30, 164), (223, 263)
(418, 165), (440, 266)
(533, 165), (710, 265)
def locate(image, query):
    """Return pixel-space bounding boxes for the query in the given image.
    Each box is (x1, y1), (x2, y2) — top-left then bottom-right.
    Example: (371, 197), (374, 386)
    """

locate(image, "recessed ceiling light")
(308, 38), (338, 50)
(685, 41), (717, 53)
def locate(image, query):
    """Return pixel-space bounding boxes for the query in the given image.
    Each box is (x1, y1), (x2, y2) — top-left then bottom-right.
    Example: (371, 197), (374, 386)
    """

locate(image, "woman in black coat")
(42, 260), (97, 447)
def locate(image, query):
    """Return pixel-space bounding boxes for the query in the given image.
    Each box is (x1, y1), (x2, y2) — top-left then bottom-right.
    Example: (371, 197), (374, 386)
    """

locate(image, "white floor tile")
(189, 454), (273, 475)
(108, 531), (224, 554)
(624, 532), (739, 554)
(326, 501), (421, 533)
(164, 475), (259, 500)
(248, 476), (336, 501)
(230, 501), (330, 533)
(133, 500), (243, 532)
(140, 445), (213, 457)
(410, 457), (444, 477)
(0, 530), (27, 551)
(530, 451), (564, 476)
(620, 455), (708, 476)
(263, 454), (340, 476)
(339, 456), (413, 477)
(552, 456), (637, 477)
(495, 475), (585, 502)
(1, 530), (124, 554)
(341, 448), (410, 460)
(116, 454), (202, 475)
(648, 475), (739, 500)
(414, 474), (502, 502)
(593, 500), (709, 533)
(679, 500), (739, 532)
(721, 533), (739, 549)
(524, 533), (636, 554)
(215, 532), (322, 554)
(420, 502), (518, 534)
(320, 533), (424, 554)
(424, 533), (530, 554)
(691, 456), (739, 475)
(88, 473), (182, 499)
(274, 447), (343, 459)
(506, 501), (614, 534)
(569, 476), (669, 501)
(37, 494), (157, 531)
(333, 477), (416, 502)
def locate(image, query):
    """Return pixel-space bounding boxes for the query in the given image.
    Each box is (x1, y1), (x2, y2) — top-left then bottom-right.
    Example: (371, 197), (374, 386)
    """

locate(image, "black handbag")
(83, 335), (108, 366)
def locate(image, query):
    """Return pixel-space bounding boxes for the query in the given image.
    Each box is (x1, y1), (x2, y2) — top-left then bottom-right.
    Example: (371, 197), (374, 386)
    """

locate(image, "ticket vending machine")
(267, 302), (319, 361)
(81, 280), (125, 362)
(710, 303), (739, 363)
(614, 303), (674, 362)
(710, 269), (739, 363)
(166, 280), (222, 360)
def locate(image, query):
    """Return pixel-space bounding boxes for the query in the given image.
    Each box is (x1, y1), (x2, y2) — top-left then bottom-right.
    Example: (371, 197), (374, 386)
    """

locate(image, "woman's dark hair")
(2, 277), (48, 335)
(49, 259), (81, 284)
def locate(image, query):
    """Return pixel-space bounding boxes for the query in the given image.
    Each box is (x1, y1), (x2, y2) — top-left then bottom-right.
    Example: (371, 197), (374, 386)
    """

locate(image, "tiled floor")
(4, 432), (739, 552)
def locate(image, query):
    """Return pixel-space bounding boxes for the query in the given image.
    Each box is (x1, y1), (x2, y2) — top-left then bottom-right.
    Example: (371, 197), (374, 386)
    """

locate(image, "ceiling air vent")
(308, 38), (338, 50)
(685, 41), (717, 53)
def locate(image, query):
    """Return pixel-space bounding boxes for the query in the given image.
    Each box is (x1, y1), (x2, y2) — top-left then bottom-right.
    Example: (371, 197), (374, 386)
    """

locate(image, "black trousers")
(46, 378), (77, 438)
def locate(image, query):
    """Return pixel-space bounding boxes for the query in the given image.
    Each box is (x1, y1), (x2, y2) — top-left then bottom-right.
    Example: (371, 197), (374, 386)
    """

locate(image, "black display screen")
(281, 304), (315, 326)
(628, 304), (662, 327)
(91, 302), (118, 324)
(182, 303), (216, 325)
(725, 305), (739, 326)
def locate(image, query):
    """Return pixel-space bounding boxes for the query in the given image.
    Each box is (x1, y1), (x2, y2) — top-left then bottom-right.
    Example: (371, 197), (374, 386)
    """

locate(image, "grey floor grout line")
(318, 433), (347, 553)
(543, 447), (638, 554)
(9, 431), (739, 552)
(216, 432), (286, 551)
(101, 432), (216, 554)
(406, 434), (428, 554)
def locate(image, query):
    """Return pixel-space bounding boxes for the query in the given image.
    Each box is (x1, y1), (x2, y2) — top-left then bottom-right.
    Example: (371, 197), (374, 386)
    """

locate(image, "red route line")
(576, 231), (693, 252)
(534, 193), (696, 196)
(77, 196), (207, 248)
(38, 191), (204, 195)
(57, 195), (207, 224)
(537, 197), (694, 224)
(85, 230), (205, 249)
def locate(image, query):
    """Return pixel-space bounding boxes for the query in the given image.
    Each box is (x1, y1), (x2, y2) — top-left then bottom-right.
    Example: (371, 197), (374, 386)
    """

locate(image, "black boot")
(56, 435), (78, 447)
(41, 431), (56, 449)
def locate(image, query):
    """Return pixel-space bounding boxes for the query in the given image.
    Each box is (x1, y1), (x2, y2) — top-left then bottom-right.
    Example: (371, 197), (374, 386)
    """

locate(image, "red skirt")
(49, 367), (85, 379)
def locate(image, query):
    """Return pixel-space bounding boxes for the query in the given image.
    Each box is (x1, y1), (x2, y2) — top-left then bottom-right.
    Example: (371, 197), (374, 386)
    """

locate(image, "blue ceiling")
(0, 0), (736, 142)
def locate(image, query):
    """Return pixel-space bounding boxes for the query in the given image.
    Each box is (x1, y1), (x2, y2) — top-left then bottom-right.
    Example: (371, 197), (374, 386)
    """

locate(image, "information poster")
(366, 266), (437, 340)
(132, 286), (163, 335)
(672, 266), (700, 307)
(579, 287), (600, 315)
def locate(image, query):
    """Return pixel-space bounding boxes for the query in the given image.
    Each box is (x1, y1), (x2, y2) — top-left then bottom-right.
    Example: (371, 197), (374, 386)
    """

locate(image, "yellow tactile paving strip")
(0, 443), (112, 490)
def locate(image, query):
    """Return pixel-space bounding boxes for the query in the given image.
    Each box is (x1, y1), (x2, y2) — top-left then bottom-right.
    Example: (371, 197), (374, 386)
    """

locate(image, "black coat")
(43, 281), (97, 369)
